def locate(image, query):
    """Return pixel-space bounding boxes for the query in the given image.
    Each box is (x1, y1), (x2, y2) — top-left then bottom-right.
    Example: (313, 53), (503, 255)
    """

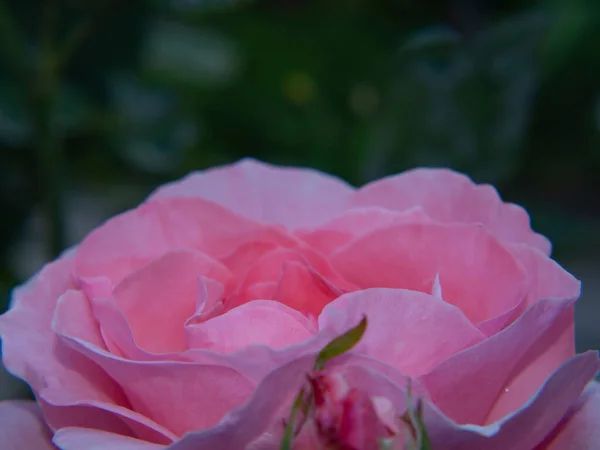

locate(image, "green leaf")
(315, 316), (367, 370)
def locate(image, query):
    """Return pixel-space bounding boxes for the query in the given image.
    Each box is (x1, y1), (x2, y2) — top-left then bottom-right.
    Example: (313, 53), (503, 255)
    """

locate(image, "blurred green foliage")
(1, 0), (600, 313)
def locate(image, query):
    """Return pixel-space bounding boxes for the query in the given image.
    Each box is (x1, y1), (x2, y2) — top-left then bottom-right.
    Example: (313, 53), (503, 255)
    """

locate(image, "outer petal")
(338, 352), (599, 450)
(296, 206), (431, 256)
(331, 223), (528, 325)
(0, 400), (56, 450)
(484, 246), (580, 424)
(149, 158), (355, 228)
(0, 256), (170, 442)
(167, 355), (317, 450)
(75, 196), (296, 285)
(537, 381), (600, 449)
(507, 244), (580, 309)
(0, 254), (77, 392)
(318, 288), (485, 377)
(53, 428), (165, 450)
(168, 352), (598, 450)
(52, 291), (254, 437)
(352, 168), (551, 254)
(419, 298), (576, 425)
(433, 351), (599, 450)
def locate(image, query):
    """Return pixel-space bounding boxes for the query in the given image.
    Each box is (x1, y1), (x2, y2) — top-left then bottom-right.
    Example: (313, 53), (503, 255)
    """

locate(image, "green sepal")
(315, 316), (367, 370)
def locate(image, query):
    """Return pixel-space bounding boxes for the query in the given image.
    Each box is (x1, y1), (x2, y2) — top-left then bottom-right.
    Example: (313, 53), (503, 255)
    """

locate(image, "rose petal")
(485, 306), (575, 424)
(537, 381), (600, 449)
(338, 352), (599, 450)
(0, 400), (56, 450)
(296, 206), (431, 256)
(478, 243), (581, 338)
(331, 223), (528, 325)
(39, 399), (177, 445)
(271, 262), (341, 317)
(53, 427), (165, 450)
(447, 351), (599, 450)
(111, 250), (232, 354)
(53, 302), (254, 437)
(89, 293), (327, 382)
(149, 158), (355, 228)
(227, 246), (353, 310)
(167, 355), (317, 450)
(185, 300), (315, 352)
(508, 244), (581, 309)
(75, 196), (294, 284)
(0, 255), (76, 393)
(419, 298), (576, 425)
(0, 257), (167, 441)
(47, 291), (180, 443)
(351, 168), (551, 253)
(318, 288), (485, 376)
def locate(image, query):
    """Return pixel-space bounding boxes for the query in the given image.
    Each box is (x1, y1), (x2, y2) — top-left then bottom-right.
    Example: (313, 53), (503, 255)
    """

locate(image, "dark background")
(1, 0), (599, 398)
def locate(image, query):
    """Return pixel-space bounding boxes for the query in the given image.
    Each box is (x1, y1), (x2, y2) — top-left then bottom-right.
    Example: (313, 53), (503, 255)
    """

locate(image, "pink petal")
(48, 291), (181, 443)
(89, 292), (324, 381)
(508, 244), (580, 309)
(220, 240), (283, 278)
(111, 250), (232, 353)
(75, 196), (294, 285)
(318, 288), (485, 376)
(485, 308), (575, 424)
(331, 223), (528, 325)
(0, 255), (76, 393)
(39, 399), (177, 445)
(0, 400), (56, 450)
(149, 158), (355, 228)
(537, 381), (600, 449)
(339, 352), (599, 450)
(478, 243), (580, 338)
(352, 168), (551, 254)
(167, 355), (317, 450)
(53, 306), (254, 437)
(0, 256), (168, 441)
(53, 428), (165, 450)
(326, 354), (430, 401)
(296, 206), (431, 256)
(89, 296), (183, 361)
(185, 300), (315, 352)
(226, 245), (353, 311)
(419, 297), (576, 425)
(445, 351), (600, 450)
(271, 262), (341, 317)
(184, 276), (227, 327)
(228, 248), (312, 304)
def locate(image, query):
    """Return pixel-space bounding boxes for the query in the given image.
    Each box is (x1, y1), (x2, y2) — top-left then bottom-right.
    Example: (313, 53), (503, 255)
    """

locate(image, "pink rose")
(0, 159), (598, 449)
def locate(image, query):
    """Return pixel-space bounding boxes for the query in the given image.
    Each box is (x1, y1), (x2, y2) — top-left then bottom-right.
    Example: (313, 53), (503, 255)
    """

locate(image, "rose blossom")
(0, 159), (598, 449)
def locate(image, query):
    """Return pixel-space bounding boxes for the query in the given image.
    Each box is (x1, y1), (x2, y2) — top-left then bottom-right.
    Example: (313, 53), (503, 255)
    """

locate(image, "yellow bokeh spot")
(283, 72), (315, 105)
